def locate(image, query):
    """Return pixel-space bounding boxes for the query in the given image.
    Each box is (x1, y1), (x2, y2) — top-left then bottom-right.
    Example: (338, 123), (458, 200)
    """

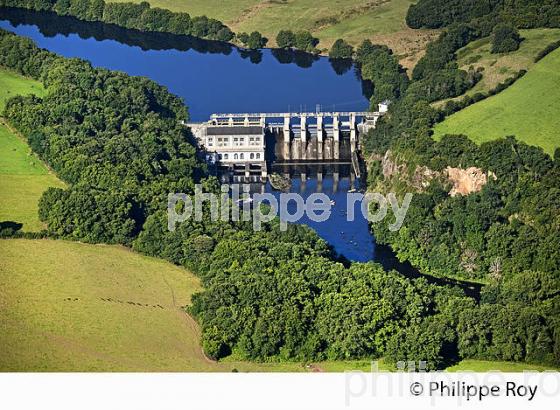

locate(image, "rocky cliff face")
(445, 167), (496, 197)
(372, 151), (494, 196)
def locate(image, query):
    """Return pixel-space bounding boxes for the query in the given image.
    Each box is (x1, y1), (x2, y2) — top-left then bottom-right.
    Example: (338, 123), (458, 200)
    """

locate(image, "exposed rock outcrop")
(445, 167), (496, 197)
(370, 151), (495, 196)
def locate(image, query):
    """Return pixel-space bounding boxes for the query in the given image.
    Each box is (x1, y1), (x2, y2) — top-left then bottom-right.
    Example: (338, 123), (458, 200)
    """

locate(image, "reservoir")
(0, 8), (370, 121)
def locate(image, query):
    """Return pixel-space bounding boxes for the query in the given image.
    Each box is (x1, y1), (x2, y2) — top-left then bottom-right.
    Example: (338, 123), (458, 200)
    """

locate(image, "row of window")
(206, 136), (262, 147)
(218, 152), (262, 160)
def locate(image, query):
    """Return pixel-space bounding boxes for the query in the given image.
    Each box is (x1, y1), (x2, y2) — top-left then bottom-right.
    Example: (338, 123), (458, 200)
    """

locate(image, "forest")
(1, 25), (558, 369)
(406, 0), (560, 30)
(0, 0), (235, 41)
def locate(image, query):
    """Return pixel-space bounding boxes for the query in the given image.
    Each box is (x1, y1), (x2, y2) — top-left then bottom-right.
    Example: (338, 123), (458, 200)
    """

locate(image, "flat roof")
(206, 126), (263, 136)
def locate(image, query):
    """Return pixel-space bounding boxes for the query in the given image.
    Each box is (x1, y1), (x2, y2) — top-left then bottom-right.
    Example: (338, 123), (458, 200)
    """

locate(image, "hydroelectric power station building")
(188, 104), (388, 182)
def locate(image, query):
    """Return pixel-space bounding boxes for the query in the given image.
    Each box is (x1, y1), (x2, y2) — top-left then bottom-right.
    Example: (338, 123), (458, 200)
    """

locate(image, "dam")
(188, 103), (388, 182)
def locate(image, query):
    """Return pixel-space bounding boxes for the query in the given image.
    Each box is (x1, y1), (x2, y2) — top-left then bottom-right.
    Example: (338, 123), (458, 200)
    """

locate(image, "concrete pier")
(333, 114), (340, 142)
(349, 112), (357, 152)
(300, 115), (307, 143)
(317, 114), (324, 142)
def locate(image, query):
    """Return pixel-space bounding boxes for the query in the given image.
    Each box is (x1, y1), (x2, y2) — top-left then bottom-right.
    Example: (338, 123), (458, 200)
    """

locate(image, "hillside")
(0, 68), (65, 231)
(0, 67), (45, 110)
(110, 0), (437, 68)
(0, 239), (211, 371)
(432, 47), (560, 156)
(0, 239), (391, 372)
(434, 28), (560, 104)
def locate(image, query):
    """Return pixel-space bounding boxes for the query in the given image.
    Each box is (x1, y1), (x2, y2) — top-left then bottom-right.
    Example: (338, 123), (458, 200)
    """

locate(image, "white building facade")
(189, 123), (266, 164)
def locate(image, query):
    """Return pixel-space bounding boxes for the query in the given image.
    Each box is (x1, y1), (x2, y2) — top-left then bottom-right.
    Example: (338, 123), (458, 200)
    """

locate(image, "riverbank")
(0, 2), (437, 70)
(109, 0), (438, 68)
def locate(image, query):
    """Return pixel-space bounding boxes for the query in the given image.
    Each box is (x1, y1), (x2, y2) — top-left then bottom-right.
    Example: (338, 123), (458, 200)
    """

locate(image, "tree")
(276, 30), (295, 48)
(385, 315), (458, 371)
(68, 0), (92, 20)
(236, 32), (249, 46)
(491, 24), (522, 53)
(168, 12), (192, 35)
(237, 31), (267, 49)
(294, 30), (319, 52)
(53, 0), (71, 15)
(215, 27), (234, 42)
(329, 39), (353, 59)
(87, 0), (105, 21)
(139, 7), (174, 32)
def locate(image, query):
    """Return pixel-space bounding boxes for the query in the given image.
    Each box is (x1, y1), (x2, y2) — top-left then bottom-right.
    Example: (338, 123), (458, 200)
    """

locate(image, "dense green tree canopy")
(406, 0), (560, 30)
(328, 39), (354, 59)
(0, 0), (235, 41)
(491, 23), (522, 53)
(276, 30), (295, 49)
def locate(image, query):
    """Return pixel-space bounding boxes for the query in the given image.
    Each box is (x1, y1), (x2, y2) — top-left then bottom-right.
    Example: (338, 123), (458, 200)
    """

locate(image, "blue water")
(0, 9), (486, 295)
(0, 10), (369, 121)
(264, 176), (374, 263)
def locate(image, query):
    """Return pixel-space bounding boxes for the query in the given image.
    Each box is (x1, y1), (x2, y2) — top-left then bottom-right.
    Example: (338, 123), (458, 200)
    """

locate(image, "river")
(0, 7), (481, 296)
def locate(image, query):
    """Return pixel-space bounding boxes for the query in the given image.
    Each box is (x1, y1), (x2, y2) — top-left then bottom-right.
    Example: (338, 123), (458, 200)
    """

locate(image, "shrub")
(329, 39), (353, 59)
(491, 24), (522, 54)
(276, 30), (295, 48)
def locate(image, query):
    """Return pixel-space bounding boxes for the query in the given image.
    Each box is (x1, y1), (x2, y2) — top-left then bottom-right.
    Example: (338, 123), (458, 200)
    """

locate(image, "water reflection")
(0, 6), (368, 80)
(265, 163), (374, 263)
(270, 48), (320, 68)
(328, 58), (353, 76)
(0, 7), (372, 120)
(0, 7), (235, 55)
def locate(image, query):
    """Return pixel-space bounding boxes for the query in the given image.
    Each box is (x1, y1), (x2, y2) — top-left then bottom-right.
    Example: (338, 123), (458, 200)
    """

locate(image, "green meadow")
(0, 239), (211, 371)
(0, 67), (46, 111)
(453, 28), (560, 97)
(446, 360), (558, 372)
(0, 68), (64, 231)
(433, 47), (560, 156)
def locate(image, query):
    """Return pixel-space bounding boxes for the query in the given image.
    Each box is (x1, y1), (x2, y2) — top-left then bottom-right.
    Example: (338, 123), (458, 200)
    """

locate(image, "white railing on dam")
(210, 111), (381, 119)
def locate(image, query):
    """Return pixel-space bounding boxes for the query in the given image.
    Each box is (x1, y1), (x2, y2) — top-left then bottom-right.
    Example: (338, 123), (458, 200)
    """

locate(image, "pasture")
(0, 68), (64, 231)
(0, 239), (386, 372)
(446, 360), (558, 372)
(432, 47), (560, 156)
(0, 67), (45, 111)
(449, 28), (560, 99)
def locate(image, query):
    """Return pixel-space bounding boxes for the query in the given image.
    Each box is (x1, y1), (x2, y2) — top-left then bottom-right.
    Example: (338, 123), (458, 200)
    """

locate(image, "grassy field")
(446, 360), (558, 372)
(432, 47), (560, 156)
(0, 238), (386, 372)
(0, 239), (210, 371)
(111, 0), (438, 69)
(0, 68), (64, 231)
(0, 68), (45, 111)
(436, 28), (560, 103)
